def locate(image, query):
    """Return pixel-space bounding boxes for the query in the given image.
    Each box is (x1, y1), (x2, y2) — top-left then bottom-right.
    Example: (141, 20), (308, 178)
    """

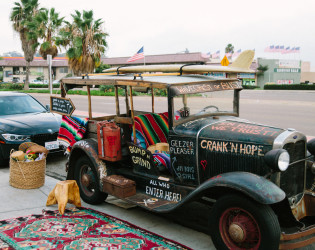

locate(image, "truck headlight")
(307, 138), (315, 156)
(2, 134), (30, 142)
(264, 149), (290, 172)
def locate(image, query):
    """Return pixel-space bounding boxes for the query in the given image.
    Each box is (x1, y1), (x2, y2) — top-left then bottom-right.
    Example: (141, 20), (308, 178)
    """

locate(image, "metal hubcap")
(82, 173), (91, 188)
(228, 223), (246, 243)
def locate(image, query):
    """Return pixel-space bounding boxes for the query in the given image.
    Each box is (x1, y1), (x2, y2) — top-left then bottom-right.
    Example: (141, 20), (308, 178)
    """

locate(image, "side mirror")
(46, 104), (50, 111)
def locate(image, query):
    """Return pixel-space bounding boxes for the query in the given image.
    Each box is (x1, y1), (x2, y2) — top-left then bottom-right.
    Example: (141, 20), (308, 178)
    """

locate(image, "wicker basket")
(9, 156), (46, 189)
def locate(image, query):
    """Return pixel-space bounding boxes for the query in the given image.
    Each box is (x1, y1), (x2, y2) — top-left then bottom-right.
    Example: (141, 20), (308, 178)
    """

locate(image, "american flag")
(201, 52), (211, 58)
(274, 45), (280, 52)
(211, 50), (220, 59)
(279, 45), (284, 53)
(293, 47), (300, 53)
(127, 47), (144, 62)
(232, 49), (241, 57)
(264, 45), (274, 52)
(225, 52), (233, 58)
(281, 46), (291, 54)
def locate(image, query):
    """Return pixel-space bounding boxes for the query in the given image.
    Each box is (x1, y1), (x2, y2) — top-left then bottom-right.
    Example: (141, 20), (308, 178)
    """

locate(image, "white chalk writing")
(201, 140), (264, 156)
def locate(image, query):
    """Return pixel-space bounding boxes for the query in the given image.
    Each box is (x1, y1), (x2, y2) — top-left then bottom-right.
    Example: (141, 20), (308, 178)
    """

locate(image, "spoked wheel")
(209, 194), (280, 250)
(74, 156), (108, 204)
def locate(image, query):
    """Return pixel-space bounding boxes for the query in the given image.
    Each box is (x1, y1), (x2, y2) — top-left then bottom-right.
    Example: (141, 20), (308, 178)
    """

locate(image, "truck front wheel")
(74, 156), (108, 204)
(209, 194), (280, 250)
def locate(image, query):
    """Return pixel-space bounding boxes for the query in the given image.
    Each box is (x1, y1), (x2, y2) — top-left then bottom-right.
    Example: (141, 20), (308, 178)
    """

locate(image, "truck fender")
(67, 138), (107, 191)
(190, 172), (286, 205)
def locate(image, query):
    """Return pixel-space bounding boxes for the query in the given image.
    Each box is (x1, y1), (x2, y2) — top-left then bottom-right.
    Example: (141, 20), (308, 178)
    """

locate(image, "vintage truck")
(57, 58), (315, 249)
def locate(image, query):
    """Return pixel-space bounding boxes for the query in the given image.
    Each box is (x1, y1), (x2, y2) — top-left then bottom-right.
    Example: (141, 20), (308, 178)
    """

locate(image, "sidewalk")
(0, 167), (213, 250)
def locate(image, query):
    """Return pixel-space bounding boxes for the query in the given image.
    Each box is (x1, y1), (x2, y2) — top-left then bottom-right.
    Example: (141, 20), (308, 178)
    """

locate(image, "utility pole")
(47, 55), (53, 95)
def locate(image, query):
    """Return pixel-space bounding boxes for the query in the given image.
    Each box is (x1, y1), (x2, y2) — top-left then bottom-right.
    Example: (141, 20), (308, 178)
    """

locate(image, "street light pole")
(47, 55), (53, 95)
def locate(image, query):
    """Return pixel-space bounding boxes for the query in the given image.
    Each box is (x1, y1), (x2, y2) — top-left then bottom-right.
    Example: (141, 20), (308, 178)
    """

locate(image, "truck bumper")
(279, 193), (315, 249)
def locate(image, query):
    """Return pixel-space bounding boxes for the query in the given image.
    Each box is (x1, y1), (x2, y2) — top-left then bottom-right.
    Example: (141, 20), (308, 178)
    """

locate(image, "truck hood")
(175, 116), (284, 145)
(198, 119), (284, 145)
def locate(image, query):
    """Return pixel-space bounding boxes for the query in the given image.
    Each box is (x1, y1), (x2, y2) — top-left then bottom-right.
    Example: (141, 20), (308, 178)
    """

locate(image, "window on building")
(13, 67), (19, 75)
(59, 67), (68, 74)
(5, 71), (12, 78)
(37, 67), (44, 73)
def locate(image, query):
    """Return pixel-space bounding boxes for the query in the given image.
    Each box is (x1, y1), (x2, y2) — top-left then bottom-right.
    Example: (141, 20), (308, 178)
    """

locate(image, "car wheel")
(74, 156), (108, 204)
(209, 194), (280, 250)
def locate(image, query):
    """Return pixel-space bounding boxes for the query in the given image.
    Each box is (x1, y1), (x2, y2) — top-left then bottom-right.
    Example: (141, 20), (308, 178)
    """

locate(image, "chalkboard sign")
(50, 96), (76, 116)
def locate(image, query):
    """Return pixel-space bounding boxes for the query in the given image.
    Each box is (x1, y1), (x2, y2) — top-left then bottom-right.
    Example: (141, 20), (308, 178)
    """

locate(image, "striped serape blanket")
(133, 112), (169, 149)
(57, 115), (89, 155)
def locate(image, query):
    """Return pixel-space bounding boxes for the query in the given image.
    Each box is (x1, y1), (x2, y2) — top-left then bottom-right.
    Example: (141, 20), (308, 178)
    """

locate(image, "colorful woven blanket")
(0, 207), (191, 249)
(134, 112), (169, 149)
(57, 116), (89, 155)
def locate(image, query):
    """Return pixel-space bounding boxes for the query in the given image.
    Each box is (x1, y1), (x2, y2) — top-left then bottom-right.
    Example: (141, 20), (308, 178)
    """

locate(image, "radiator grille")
(200, 150), (270, 183)
(31, 132), (58, 146)
(280, 140), (306, 197)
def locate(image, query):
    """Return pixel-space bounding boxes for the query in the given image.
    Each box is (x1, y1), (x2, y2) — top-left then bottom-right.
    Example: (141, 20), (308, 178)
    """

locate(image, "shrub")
(0, 83), (24, 90)
(242, 85), (260, 89)
(264, 84), (315, 90)
(29, 84), (60, 88)
(99, 85), (114, 92)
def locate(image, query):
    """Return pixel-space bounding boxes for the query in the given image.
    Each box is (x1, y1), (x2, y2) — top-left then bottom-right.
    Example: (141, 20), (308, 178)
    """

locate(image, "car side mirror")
(46, 104), (50, 111)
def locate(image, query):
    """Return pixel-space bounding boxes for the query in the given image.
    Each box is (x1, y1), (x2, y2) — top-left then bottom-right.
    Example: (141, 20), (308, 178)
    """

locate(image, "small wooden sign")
(50, 96), (75, 116)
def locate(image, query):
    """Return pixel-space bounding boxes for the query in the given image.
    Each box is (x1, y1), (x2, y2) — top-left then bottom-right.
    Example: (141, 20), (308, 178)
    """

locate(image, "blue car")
(0, 92), (62, 165)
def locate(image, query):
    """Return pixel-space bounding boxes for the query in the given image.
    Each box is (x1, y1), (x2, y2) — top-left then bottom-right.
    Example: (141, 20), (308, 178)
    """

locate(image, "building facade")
(257, 58), (301, 87)
(0, 57), (69, 83)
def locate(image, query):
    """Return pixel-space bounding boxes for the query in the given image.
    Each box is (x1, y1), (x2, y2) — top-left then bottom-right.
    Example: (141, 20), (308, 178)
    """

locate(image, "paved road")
(31, 90), (315, 136)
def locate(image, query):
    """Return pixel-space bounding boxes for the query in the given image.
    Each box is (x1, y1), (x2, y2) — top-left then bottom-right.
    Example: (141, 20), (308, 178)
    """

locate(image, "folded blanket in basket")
(57, 116), (89, 155)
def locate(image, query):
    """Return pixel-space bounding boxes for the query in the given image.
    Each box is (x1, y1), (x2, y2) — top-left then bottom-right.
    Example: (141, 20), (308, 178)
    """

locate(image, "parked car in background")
(0, 92), (62, 166)
(30, 79), (44, 84)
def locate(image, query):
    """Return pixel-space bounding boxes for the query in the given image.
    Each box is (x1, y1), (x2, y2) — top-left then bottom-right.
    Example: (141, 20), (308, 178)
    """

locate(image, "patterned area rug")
(0, 207), (190, 249)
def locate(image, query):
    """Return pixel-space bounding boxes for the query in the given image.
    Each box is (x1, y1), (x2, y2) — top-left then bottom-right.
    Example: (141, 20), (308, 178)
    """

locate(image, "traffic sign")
(221, 55), (230, 66)
(50, 96), (75, 116)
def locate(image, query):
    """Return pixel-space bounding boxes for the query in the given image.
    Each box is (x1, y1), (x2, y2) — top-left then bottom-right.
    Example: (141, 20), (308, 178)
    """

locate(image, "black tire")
(209, 194), (280, 250)
(74, 156), (108, 205)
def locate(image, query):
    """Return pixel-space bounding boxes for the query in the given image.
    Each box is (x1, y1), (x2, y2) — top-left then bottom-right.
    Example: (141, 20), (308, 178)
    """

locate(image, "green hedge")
(264, 84), (315, 90)
(242, 85), (260, 89)
(0, 83), (24, 90)
(29, 83), (60, 88)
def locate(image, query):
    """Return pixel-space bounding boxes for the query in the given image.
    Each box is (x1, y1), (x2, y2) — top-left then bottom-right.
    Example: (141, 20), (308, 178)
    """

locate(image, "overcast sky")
(1, 0), (315, 69)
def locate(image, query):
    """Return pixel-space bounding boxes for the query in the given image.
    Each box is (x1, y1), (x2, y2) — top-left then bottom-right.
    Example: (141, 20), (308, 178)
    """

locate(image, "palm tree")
(225, 43), (234, 58)
(10, 0), (40, 90)
(27, 8), (64, 60)
(56, 10), (108, 75)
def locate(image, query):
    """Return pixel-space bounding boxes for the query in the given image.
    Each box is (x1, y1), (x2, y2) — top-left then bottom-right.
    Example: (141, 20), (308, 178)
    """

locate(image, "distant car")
(53, 80), (60, 84)
(0, 92), (62, 165)
(30, 79), (44, 84)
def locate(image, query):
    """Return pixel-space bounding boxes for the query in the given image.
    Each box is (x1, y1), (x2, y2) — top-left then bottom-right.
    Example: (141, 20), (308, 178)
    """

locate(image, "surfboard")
(103, 50), (255, 74)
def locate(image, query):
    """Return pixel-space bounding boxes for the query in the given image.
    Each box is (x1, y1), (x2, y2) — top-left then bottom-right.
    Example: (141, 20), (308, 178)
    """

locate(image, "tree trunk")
(24, 61), (30, 90)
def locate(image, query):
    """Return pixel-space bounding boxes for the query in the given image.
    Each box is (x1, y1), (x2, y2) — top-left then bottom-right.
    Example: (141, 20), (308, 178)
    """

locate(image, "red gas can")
(97, 121), (122, 161)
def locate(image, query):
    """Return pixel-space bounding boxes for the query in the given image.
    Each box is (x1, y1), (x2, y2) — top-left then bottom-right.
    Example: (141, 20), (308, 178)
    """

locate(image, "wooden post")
(151, 87), (154, 113)
(87, 86), (92, 119)
(115, 85), (120, 116)
(125, 86), (130, 116)
(129, 86), (137, 144)
(233, 89), (240, 116)
(61, 82), (66, 98)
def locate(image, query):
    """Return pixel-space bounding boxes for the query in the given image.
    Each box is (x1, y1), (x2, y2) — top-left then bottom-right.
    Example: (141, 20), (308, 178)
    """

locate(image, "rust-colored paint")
(291, 193), (315, 220)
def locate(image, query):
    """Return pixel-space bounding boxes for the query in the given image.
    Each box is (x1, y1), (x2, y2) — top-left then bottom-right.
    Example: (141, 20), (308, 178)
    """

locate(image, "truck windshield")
(173, 90), (234, 122)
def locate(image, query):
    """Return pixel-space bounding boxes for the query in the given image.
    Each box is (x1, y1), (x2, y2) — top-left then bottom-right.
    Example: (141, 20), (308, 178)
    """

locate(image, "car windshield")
(173, 90), (234, 122)
(0, 95), (46, 116)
